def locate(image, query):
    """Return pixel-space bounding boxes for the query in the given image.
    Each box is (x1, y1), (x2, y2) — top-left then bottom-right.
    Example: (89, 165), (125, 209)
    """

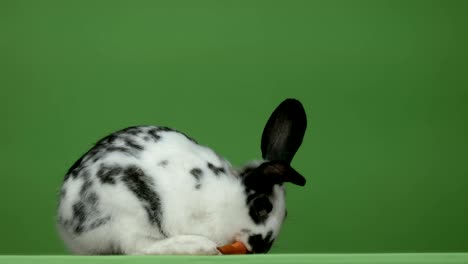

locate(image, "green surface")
(1, 0), (468, 255)
(1, 254), (468, 264)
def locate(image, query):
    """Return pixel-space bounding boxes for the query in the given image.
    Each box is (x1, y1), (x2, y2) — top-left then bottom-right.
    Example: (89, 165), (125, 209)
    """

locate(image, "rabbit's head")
(235, 98), (307, 253)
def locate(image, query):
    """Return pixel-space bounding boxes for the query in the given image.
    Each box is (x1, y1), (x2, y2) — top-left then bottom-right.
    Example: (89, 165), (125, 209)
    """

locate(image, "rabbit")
(56, 98), (307, 255)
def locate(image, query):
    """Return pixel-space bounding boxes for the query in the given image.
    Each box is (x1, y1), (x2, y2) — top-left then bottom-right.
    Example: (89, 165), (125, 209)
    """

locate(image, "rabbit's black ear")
(260, 161), (306, 186)
(261, 99), (307, 164)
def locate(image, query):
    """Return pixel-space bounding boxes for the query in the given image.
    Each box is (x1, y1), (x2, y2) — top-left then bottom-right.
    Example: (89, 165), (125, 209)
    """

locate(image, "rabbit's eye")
(258, 209), (268, 217)
(252, 196), (273, 219)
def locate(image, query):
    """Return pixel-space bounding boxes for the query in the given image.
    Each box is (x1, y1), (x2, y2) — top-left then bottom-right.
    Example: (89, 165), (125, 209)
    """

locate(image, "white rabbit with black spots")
(57, 98), (307, 255)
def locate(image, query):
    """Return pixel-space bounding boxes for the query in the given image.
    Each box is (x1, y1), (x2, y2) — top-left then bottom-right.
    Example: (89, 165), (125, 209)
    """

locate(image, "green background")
(1, 0), (467, 255)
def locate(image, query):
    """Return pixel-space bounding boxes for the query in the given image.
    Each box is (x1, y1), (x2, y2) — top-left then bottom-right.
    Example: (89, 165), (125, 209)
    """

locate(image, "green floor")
(1, 254), (468, 264)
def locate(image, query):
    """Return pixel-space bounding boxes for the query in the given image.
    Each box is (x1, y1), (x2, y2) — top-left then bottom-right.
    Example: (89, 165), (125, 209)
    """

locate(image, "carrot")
(217, 241), (249, 255)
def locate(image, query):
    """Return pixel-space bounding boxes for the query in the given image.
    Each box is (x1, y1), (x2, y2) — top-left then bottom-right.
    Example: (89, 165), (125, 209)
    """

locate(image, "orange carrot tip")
(217, 241), (249, 255)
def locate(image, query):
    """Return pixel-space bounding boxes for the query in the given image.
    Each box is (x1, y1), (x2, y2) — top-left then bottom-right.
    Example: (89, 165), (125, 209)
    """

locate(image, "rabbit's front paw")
(140, 235), (221, 255)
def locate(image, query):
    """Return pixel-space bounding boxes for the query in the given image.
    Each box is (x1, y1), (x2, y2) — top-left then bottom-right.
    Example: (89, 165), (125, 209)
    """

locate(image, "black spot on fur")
(85, 134), (120, 163)
(72, 202), (86, 234)
(124, 138), (144, 151)
(243, 173), (274, 199)
(207, 162), (225, 176)
(190, 168), (203, 180)
(99, 134), (119, 145)
(122, 126), (143, 136)
(147, 126), (198, 144)
(80, 181), (92, 196)
(239, 166), (256, 178)
(248, 231), (274, 253)
(121, 166), (166, 237)
(67, 157), (94, 180)
(66, 156), (86, 180)
(190, 168), (203, 189)
(67, 177), (110, 235)
(147, 128), (162, 141)
(97, 164), (123, 184)
(89, 216), (111, 230)
(69, 194), (109, 235)
(106, 146), (133, 156)
(158, 160), (169, 167)
(89, 150), (104, 163)
(146, 127), (174, 142)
